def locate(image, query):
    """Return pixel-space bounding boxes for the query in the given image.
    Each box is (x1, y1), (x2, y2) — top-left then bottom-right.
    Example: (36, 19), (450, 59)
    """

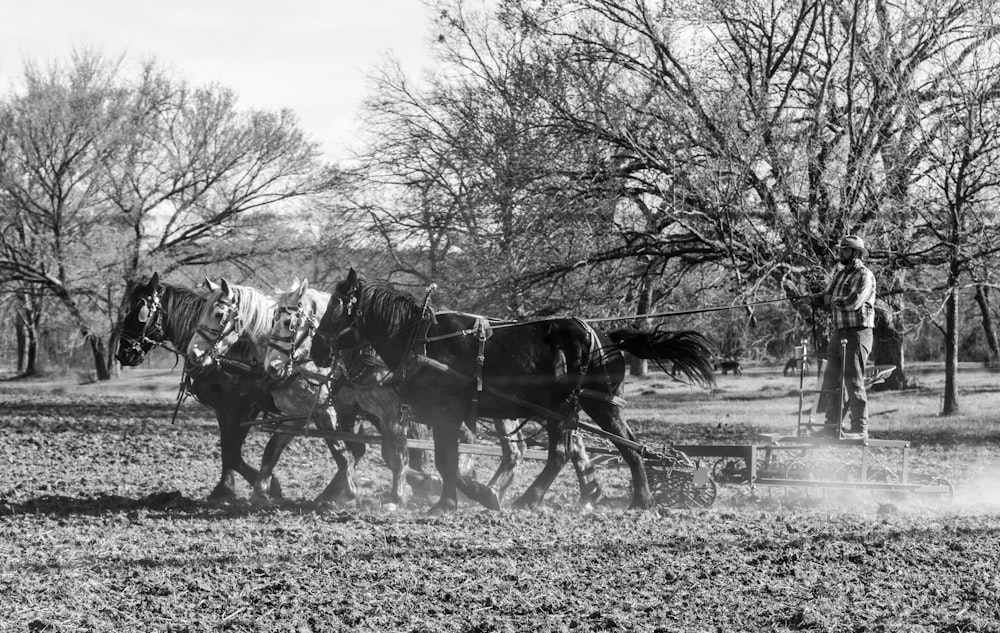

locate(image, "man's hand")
(805, 294), (829, 308)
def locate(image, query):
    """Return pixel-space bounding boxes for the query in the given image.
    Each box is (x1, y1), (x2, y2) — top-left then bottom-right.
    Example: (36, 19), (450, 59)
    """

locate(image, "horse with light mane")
(265, 278), (604, 509)
(186, 277), (366, 504)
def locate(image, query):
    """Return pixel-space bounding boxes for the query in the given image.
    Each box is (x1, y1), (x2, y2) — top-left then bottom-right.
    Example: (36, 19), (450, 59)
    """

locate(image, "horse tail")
(605, 328), (716, 388)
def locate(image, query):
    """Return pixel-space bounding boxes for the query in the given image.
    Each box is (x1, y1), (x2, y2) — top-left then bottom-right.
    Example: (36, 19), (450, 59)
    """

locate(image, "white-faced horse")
(186, 278), (363, 504)
(270, 279), (605, 509)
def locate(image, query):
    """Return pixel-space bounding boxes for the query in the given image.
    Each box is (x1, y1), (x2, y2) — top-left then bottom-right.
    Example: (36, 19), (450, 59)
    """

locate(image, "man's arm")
(832, 270), (875, 311)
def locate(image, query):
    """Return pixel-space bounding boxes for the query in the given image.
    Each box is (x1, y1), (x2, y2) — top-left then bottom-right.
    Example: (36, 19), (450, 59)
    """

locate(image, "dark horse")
(309, 268), (715, 514)
(115, 273), (280, 501)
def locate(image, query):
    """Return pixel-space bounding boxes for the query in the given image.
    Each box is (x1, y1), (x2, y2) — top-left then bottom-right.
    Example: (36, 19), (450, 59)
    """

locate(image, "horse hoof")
(250, 493), (274, 507)
(629, 498), (656, 511)
(578, 489), (604, 508)
(512, 490), (542, 510)
(427, 501), (456, 515)
(482, 489), (502, 511)
(382, 491), (409, 507)
(316, 490), (356, 507)
(207, 487), (237, 503)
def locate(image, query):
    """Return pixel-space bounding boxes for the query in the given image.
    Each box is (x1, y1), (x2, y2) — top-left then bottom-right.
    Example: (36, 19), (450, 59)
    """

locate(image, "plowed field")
(1, 366), (998, 632)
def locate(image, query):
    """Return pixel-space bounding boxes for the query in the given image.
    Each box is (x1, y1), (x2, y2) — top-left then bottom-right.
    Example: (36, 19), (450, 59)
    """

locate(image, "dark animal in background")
(714, 359), (743, 375)
(783, 357), (813, 377)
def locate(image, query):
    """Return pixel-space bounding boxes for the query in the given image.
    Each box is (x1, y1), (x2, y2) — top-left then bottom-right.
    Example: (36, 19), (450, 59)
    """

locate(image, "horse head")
(186, 278), (274, 373)
(265, 278), (328, 380)
(310, 268), (361, 368)
(116, 272), (166, 366)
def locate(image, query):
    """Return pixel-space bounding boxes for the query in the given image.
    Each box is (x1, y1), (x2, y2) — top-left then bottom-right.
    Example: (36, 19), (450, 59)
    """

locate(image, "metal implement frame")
(673, 438), (953, 498)
(670, 343), (953, 500)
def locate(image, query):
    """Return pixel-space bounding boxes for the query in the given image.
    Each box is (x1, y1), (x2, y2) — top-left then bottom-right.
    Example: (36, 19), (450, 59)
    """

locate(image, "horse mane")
(356, 280), (427, 338)
(159, 283), (210, 350)
(205, 283), (276, 344)
(275, 285), (331, 314)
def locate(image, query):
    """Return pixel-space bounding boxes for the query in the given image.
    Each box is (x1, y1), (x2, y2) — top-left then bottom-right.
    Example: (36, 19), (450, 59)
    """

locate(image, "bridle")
(118, 290), (166, 361)
(194, 294), (245, 365)
(312, 290), (359, 365)
(268, 302), (320, 379)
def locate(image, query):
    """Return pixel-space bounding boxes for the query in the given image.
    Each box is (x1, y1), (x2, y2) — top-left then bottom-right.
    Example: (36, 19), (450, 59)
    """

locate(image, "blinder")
(195, 295), (244, 362)
(118, 289), (165, 361)
(268, 302), (320, 374)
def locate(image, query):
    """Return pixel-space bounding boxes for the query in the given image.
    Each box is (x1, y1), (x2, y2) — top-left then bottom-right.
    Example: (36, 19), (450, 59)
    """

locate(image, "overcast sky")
(0, 0), (437, 161)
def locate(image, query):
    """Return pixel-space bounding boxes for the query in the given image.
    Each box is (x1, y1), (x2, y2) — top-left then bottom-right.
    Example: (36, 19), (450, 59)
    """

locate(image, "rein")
(579, 296), (794, 324)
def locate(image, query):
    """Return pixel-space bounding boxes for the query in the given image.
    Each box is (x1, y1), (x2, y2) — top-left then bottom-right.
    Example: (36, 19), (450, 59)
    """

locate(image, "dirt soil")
(1, 371), (999, 632)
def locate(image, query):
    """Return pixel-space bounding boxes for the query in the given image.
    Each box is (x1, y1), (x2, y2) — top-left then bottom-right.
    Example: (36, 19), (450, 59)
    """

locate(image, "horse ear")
(149, 271), (159, 289)
(346, 268), (358, 291)
(203, 277), (220, 292)
(299, 278), (309, 296)
(220, 278), (232, 297)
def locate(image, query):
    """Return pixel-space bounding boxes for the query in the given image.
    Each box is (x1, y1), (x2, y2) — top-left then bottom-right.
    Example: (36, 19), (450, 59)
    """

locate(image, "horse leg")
(208, 411), (239, 501)
(209, 409), (262, 502)
(428, 420), (462, 515)
(314, 407), (357, 506)
(403, 419), (441, 492)
(453, 419), (501, 511)
(239, 404), (285, 499)
(583, 400), (653, 510)
(567, 430), (603, 507)
(485, 418), (525, 505)
(512, 417), (570, 510)
(249, 420), (301, 505)
(333, 397), (367, 466)
(376, 405), (412, 507)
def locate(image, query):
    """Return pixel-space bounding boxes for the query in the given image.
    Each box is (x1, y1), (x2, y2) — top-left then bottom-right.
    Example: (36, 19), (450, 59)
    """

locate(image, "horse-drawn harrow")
(157, 271), (950, 512)
(248, 339), (954, 509)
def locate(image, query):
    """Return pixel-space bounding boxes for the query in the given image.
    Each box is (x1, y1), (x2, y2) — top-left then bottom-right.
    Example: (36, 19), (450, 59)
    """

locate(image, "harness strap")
(467, 318), (488, 425)
(421, 327), (484, 344)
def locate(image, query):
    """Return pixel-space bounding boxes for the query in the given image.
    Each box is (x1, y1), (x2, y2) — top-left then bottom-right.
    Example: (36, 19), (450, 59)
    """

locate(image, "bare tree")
(910, 50), (1000, 413)
(0, 51), (334, 379)
(0, 52), (133, 379)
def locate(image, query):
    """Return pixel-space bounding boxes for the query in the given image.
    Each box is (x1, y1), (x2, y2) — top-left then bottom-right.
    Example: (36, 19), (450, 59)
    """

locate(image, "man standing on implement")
(812, 235), (877, 440)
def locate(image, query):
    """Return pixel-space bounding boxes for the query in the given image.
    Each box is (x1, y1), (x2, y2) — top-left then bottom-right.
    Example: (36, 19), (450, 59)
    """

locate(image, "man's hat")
(839, 235), (867, 256)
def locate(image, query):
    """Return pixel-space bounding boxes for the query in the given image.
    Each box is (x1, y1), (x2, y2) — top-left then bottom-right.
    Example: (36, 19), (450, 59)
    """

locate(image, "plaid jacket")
(825, 259), (876, 330)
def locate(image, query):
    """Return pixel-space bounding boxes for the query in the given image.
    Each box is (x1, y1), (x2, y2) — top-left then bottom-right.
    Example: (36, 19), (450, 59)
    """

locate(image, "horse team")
(116, 270), (716, 514)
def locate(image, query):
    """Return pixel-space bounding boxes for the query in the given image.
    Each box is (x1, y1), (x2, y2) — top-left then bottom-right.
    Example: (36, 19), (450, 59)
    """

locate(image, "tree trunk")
(942, 281), (960, 415)
(973, 284), (999, 367)
(15, 303), (40, 376)
(88, 334), (111, 381)
(871, 308), (906, 391)
(51, 285), (113, 381)
(15, 316), (28, 374)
